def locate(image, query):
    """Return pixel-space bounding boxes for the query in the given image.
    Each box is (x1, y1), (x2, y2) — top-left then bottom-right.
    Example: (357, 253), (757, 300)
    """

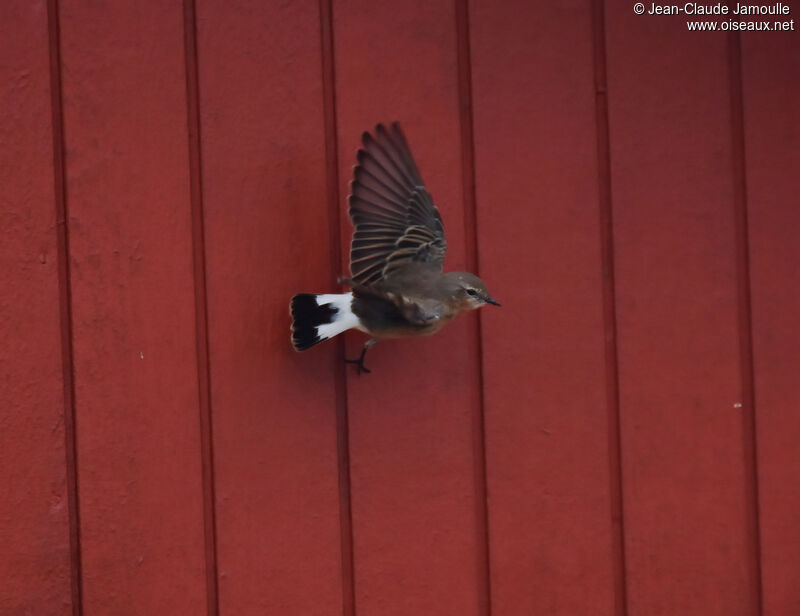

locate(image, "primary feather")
(348, 123), (447, 287)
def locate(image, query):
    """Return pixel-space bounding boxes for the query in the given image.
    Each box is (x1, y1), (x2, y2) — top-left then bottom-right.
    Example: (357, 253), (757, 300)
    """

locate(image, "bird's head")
(444, 272), (501, 311)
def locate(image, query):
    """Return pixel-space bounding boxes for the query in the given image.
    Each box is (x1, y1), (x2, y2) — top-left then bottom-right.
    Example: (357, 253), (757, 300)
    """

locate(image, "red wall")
(1, 1), (798, 614)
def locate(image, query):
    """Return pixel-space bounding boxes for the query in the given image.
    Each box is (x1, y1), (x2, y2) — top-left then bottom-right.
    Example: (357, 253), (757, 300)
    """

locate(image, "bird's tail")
(290, 292), (360, 351)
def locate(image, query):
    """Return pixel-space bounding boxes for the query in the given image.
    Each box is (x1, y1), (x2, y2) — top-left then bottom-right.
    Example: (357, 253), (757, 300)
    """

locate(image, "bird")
(290, 122), (499, 374)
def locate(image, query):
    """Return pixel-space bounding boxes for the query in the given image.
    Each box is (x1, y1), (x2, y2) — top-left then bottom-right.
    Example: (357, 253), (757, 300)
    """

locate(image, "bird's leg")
(345, 338), (378, 375)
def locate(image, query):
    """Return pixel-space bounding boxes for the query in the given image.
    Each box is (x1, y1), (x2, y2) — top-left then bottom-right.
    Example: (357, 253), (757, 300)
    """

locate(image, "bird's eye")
(466, 288), (479, 298)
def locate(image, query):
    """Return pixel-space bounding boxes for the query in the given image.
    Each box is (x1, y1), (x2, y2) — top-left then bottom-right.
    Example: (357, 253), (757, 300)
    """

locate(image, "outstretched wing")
(348, 123), (446, 287)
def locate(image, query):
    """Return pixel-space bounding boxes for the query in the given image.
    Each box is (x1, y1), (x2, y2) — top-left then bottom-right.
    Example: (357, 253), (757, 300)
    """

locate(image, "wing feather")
(348, 123), (446, 286)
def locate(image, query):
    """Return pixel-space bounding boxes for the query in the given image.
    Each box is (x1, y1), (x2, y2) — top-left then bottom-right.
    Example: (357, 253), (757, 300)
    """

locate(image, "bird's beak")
(485, 297), (501, 307)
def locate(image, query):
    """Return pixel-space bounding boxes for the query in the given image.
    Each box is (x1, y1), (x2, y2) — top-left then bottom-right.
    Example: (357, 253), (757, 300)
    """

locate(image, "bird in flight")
(290, 123), (499, 374)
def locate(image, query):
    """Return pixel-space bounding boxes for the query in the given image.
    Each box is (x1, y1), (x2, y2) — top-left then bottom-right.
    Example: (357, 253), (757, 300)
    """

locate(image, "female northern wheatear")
(290, 123), (499, 374)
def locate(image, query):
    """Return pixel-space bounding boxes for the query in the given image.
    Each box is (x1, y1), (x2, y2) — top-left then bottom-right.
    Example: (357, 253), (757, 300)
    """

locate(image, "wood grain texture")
(469, 1), (619, 614)
(0, 1), (73, 612)
(605, 10), (757, 615)
(332, 1), (486, 614)
(741, 32), (800, 616)
(58, 1), (208, 612)
(195, 0), (345, 613)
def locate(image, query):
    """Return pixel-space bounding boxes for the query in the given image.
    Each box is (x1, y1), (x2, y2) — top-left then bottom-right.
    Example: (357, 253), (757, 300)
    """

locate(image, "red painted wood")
(58, 1), (208, 612)
(605, 11), (756, 615)
(4, 4), (800, 614)
(332, 1), (486, 613)
(0, 2), (73, 613)
(183, 3), (218, 612)
(741, 33), (800, 616)
(469, 1), (619, 614)
(195, 1), (345, 612)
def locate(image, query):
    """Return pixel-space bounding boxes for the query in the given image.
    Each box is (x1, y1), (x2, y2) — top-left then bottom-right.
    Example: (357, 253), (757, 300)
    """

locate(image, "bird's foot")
(344, 356), (371, 375)
(344, 340), (377, 376)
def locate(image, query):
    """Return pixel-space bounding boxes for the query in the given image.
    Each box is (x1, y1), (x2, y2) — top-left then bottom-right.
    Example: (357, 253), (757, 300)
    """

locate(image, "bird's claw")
(345, 357), (371, 375)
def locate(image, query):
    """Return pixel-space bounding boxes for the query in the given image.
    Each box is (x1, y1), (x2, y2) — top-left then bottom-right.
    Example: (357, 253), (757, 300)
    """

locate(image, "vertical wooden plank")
(455, 3), (492, 614)
(332, 1), (486, 614)
(320, 1), (357, 613)
(195, 1), (345, 612)
(469, 1), (619, 614)
(183, 2), (219, 613)
(0, 1), (74, 613)
(741, 33), (800, 616)
(58, 1), (208, 612)
(605, 10), (756, 615)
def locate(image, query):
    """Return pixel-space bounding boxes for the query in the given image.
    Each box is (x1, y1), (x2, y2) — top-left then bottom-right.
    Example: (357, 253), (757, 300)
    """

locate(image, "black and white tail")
(290, 292), (360, 351)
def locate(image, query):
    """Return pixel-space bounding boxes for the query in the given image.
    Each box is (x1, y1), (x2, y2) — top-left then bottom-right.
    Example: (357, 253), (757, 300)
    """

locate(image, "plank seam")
(590, 1), (629, 614)
(46, 1), (83, 613)
(455, 2), (492, 614)
(182, 2), (220, 614)
(319, 1), (357, 614)
(727, 31), (764, 616)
